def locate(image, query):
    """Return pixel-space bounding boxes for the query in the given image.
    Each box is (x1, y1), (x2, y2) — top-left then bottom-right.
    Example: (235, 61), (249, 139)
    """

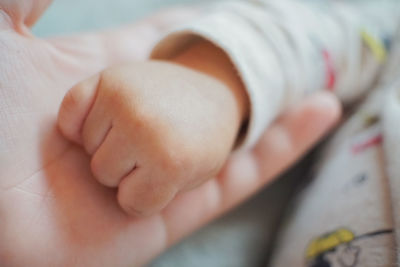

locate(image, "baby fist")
(58, 62), (243, 216)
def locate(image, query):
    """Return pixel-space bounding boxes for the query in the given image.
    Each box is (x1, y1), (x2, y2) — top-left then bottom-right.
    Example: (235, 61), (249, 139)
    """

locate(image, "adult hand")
(0, 1), (341, 266)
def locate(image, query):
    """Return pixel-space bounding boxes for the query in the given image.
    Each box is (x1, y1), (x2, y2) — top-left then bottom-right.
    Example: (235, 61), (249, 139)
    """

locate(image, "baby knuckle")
(62, 86), (84, 111)
(81, 132), (97, 155)
(90, 156), (104, 182)
(117, 188), (150, 216)
(116, 193), (135, 215)
(132, 107), (153, 128)
(95, 72), (118, 99)
(100, 70), (129, 96)
(126, 185), (173, 215)
(161, 144), (195, 174)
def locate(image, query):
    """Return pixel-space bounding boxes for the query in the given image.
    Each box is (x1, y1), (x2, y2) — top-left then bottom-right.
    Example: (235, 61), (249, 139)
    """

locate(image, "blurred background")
(32, 1), (301, 266)
(33, 0), (203, 37)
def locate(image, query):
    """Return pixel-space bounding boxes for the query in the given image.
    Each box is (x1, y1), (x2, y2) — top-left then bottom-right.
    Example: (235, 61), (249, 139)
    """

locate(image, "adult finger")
(46, 6), (201, 79)
(161, 91), (341, 246)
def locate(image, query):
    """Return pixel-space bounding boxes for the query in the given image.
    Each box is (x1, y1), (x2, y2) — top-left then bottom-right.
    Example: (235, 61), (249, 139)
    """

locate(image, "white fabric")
(271, 31), (400, 266)
(152, 0), (400, 149)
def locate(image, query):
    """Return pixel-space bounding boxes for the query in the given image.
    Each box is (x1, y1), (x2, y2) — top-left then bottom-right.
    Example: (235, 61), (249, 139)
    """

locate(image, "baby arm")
(57, 40), (249, 216)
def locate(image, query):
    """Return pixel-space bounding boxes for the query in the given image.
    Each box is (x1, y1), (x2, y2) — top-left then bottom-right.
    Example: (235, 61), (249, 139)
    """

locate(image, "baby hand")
(58, 61), (245, 216)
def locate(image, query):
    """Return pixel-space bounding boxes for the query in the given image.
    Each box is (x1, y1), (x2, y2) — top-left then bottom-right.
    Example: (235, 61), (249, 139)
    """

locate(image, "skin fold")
(0, 1), (341, 266)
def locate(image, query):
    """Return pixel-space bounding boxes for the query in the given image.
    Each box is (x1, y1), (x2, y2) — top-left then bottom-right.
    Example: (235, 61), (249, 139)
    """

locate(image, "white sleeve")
(151, 0), (400, 149)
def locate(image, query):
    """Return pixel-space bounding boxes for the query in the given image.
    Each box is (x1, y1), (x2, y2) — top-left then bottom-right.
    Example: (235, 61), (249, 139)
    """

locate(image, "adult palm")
(0, 1), (340, 266)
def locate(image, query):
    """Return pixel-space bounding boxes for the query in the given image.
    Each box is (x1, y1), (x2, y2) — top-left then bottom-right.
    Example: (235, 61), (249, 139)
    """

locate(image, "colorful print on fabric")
(322, 49), (336, 91)
(351, 117), (382, 155)
(362, 114), (380, 129)
(305, 228), (393, 267)
(361, 29), (388, 63)
(351, 133), (383, 154)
